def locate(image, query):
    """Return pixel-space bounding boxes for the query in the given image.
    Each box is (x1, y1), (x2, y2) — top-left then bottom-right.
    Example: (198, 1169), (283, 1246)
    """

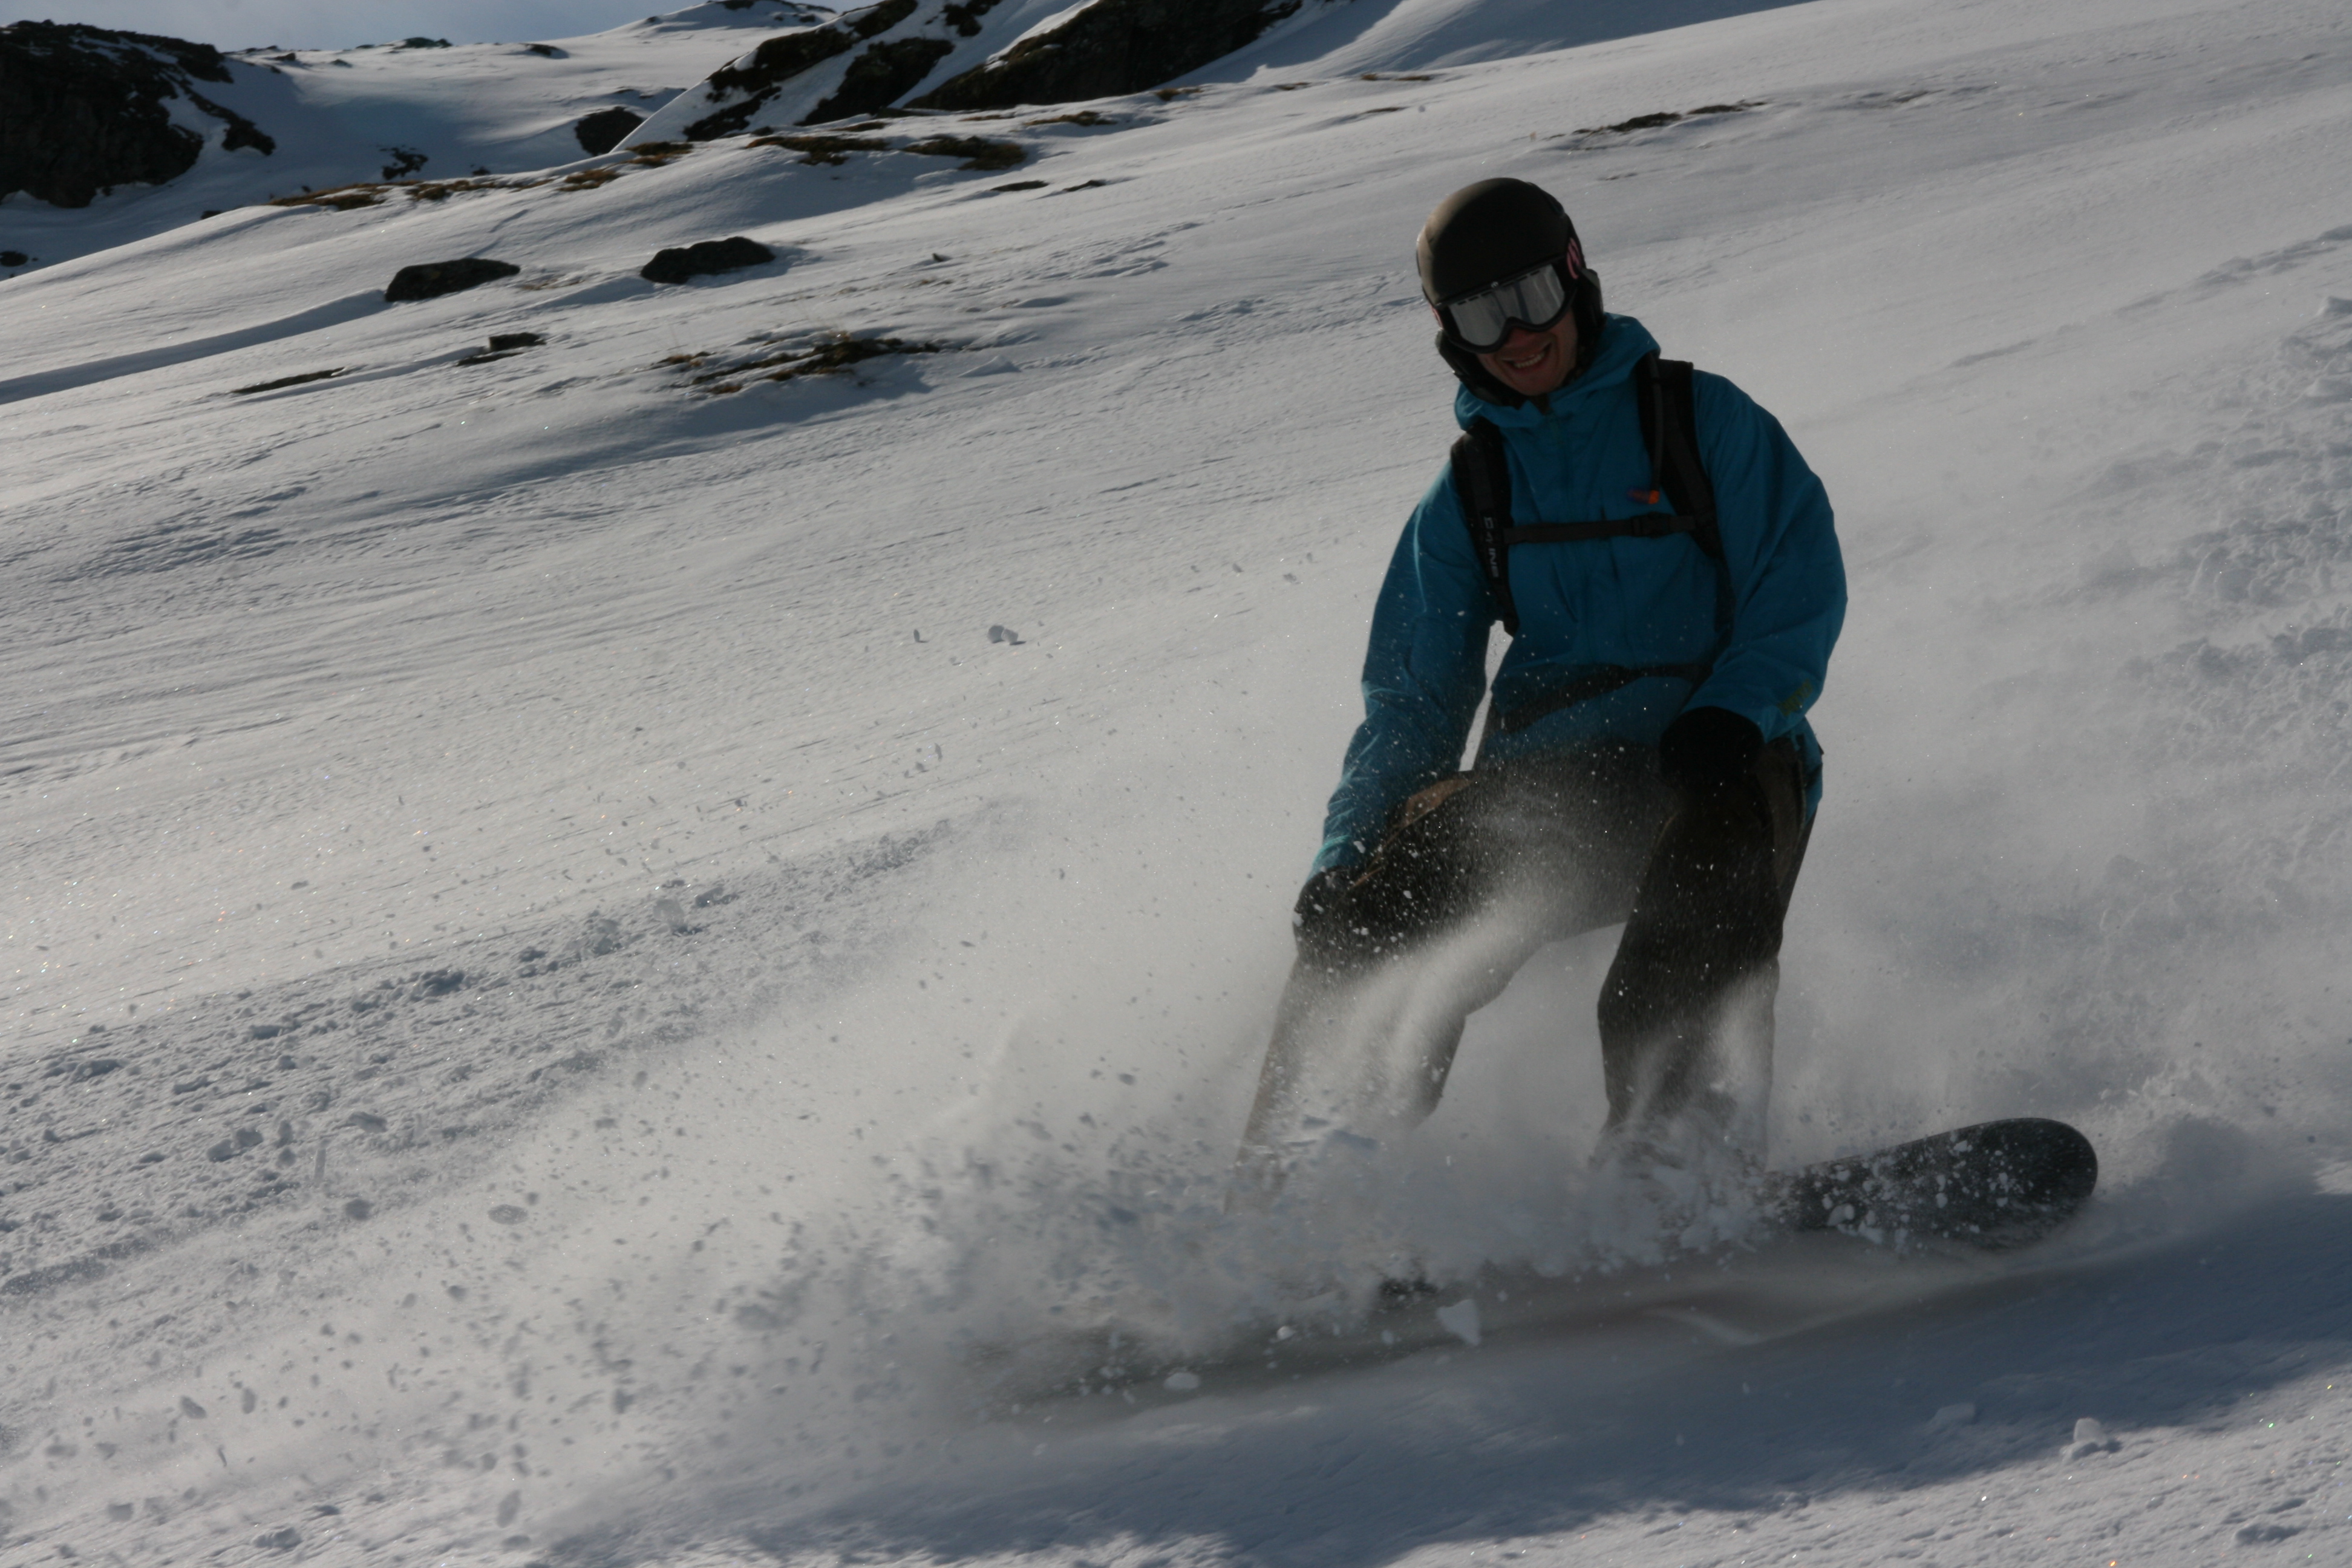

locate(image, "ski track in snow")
(4, 0), (2352, 1562)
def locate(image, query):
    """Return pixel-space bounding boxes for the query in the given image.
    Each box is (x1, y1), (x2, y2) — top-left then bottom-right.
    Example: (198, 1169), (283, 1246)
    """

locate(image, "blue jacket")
(1313, 313), (1845, 874)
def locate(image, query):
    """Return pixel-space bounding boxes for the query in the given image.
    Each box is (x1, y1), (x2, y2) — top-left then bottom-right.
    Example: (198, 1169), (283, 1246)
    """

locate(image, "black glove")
(1657, 706), (1763, 794)
(1292, 865), (1361, 940)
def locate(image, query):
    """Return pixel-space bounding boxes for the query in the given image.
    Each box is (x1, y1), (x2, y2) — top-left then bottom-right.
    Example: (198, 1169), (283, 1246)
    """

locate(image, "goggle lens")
(1440, 253), (1578, 352)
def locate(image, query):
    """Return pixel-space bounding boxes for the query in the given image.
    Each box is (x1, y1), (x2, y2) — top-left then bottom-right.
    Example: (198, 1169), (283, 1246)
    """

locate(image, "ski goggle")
(1434, 241), (1584, 353)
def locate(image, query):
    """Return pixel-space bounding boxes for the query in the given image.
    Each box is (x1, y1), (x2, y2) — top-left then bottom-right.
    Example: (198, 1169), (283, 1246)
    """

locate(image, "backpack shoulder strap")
(1638, 353), (1733, 647)
(1634, 354), (1722, 560)
(1449, 415), (1520, 636)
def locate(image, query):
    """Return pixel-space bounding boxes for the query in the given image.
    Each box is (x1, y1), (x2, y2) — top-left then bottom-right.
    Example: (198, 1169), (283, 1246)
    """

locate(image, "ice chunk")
(1927, 1401), (1976, 1431)
(1436, 1298), (1481, 1347)
(1162, 1370), (1200, 1392)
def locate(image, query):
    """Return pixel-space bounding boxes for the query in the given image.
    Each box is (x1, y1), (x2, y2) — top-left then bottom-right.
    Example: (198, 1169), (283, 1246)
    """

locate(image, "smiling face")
(1474, 312), (1579, 399)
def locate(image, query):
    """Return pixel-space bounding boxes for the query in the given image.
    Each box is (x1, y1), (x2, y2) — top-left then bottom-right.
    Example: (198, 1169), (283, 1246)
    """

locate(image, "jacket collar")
(1452, 313), (1659, 431)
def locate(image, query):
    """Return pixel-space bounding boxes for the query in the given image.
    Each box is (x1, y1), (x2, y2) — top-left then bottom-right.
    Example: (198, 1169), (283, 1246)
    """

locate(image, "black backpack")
(1451, 351), (1732, 737)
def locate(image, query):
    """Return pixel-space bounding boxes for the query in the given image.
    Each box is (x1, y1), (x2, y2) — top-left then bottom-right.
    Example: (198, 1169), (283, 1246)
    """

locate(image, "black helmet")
(1417, 178), (1575, 305)
(1416, 178), (1605, 405)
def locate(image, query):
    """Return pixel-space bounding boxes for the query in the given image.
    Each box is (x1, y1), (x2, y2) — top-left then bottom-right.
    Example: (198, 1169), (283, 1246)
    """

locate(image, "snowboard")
(1760, 1116), (2097, 1249)
(961, 1119), (2098, 1407)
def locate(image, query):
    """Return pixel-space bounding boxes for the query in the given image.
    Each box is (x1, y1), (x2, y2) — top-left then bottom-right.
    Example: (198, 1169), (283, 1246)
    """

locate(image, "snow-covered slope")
(4, 0), (2351, 1561)
(2, 0), (1824, 277)
(0, 2), (829, 274)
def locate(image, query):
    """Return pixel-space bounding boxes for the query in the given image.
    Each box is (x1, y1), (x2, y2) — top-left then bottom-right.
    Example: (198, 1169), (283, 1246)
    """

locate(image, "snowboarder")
(1238, 178), (1846, 1195)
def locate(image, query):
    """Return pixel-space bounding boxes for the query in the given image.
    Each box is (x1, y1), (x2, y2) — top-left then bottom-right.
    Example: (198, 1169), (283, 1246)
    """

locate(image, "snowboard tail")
(1763, 1117), (2096, 1249)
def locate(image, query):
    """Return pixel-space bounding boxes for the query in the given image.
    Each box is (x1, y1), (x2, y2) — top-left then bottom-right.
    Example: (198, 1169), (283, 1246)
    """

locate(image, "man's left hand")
(1658, 706), (1763, 794)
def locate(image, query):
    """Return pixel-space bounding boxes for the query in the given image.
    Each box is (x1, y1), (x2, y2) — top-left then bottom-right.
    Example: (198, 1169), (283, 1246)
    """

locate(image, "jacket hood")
(1452, 313), (1661, 431)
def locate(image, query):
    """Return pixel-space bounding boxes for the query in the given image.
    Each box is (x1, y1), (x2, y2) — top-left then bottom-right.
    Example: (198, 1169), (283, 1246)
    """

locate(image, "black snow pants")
(1241, 737), (1812, 1176)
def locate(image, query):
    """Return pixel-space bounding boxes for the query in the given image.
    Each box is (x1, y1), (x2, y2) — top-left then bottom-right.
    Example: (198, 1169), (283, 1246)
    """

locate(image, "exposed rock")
(1570, 101), (1762, 140)
(384, 256), (520, 302)
(186, 90), (273, 155)
(743, 129), (1019, 171)
(915, 0), (1304, 111)
(681, 0), (917, 140)
(1, 20), (278, 208)
(655, 0), (1314, 139)
(378, 145), (426, 179)
(573, 105), (644, 154)
(903, 133), (1023, 170)
(273, 182), (386, 211)
(806, 35), (953, 123)
(456, 332), (545, 366)
(939, 0), (1009, 37)
(746, 131), (881, 165)
(676, 329), (942, 394)
(801, 0), (1011, 122)
(640, 235), (775, 284)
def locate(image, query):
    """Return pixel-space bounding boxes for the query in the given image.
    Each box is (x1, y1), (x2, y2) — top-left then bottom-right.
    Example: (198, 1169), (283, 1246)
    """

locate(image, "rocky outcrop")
(639, 236), (774, 284)
(0, 21), (276, 208)
(916, 0), (1304, 111)
(805, 34), (953, 122)
(384, 257), (520, 302)
(573, 106), (644, 155)
(644, 0), (1321, 141)
(680, 0), (918, 140)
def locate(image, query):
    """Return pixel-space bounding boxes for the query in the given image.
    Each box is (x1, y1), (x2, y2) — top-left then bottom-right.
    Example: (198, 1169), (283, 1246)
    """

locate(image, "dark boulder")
(384, 256), (520, 302)
(915, 0), (1303, 111)
(573, 106), (644, 155)
(457, 332), (546, 365)
(640, 236), (774, 285)
(939, 0), (1008, 37)
(1, 249), (27, 267)
(1, 20), (278, 207)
